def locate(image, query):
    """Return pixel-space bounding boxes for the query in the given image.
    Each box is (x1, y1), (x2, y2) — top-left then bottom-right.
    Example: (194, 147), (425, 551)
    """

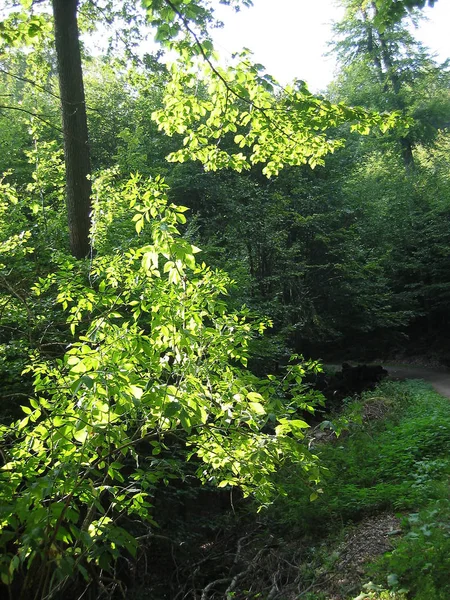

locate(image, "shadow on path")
(385, 364), (450, 399)
(323, 363), (450, 399)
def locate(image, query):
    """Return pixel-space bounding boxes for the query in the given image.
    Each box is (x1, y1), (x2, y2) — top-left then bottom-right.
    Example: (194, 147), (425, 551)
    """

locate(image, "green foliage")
(168, 158), (414, 356)
(1, 1), (450, 595)
(370, 500), (450, 600)
(1, 0), (428, 358)
(0, 174), (323, 598)
(0, 139), (68, 406)
(373, 0), (437, 27)
(153, 49), (399, 177)
(269, 380), (450, 533)
(353, 584), (408, 600)
(84, 56), (174, 175)
(0, 11), (51, 51)
(255, 379), (450, 600)
(319, 381), (450, 515)
(330, 23), (450, 149)
(336, 144), (450, 354)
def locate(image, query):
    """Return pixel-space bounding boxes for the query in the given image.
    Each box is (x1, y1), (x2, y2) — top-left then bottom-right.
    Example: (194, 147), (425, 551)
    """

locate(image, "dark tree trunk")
(52, 0), (92, 258)
(399, 137), (414, 170)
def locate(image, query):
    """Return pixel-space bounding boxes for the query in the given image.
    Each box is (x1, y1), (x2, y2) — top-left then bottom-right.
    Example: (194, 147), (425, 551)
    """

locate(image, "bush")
(369, 500), (450, 600)
(0, 175), (323, 599)
(268, 380), (450, 533)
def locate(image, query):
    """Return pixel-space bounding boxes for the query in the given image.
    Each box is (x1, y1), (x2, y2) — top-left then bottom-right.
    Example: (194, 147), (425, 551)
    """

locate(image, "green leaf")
(163, 260), (174, 273)
(387, 573), (399, 587)
(247, 392), (264, 402)
(249, 402), (266, 415)
(218, 480), (235, 488)
(130, 385), (144, 399)
(185, 253), (196, 269)
(70, 360), (88, 374)
(74, 429), (88, 443)
(164, 401), (181, 417)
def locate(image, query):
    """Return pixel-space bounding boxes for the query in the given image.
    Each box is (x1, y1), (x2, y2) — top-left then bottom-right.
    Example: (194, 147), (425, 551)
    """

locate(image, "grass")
(266, 379), (450, 599)
(367, 498), (450, 600)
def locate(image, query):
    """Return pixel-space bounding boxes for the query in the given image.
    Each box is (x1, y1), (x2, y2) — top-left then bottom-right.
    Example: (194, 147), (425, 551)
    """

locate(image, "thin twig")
(0, 104), (63, 133)
(0, 66), (61, 101)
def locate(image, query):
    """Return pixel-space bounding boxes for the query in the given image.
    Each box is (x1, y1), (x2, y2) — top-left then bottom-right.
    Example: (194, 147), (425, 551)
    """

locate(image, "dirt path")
(324, 363), (450, 399)
(385, 364), (450, 398)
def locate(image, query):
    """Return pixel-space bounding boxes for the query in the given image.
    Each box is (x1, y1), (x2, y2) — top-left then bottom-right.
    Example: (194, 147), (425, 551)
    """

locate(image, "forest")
(1, 0), (450, 598)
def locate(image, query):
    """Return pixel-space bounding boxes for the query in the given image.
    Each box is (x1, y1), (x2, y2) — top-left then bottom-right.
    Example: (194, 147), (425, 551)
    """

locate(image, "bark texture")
(52, 0), (92, 258)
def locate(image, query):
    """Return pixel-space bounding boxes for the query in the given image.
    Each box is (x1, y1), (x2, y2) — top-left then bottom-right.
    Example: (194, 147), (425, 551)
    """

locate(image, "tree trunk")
(399, 137), (414, 170)
(52, 0), (92, 258)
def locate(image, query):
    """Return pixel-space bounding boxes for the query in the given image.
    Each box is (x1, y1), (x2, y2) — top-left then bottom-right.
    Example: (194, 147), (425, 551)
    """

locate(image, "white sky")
(212, 0), (450, 92)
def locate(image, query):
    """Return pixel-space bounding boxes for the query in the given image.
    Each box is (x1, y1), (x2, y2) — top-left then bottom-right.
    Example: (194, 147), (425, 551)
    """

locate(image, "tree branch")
(0, 66), (62, 101)
(0, 104), (63, 133)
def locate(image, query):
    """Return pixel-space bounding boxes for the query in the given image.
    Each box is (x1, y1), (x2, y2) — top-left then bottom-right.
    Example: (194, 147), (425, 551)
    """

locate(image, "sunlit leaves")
(373, 0), (437, 28)
(0, 172), (324, 592)
(152, 51), (400, 176)
(142, 0), (248, 54)
(0, 13), (51, 51)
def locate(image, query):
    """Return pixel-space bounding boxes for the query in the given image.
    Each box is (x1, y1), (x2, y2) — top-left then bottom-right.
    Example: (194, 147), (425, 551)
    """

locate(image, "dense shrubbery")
(262, 380), (450, 598)
(0, 172), (327, 599)
(371, 499), (450, 600)
(269, 381), (450, 528)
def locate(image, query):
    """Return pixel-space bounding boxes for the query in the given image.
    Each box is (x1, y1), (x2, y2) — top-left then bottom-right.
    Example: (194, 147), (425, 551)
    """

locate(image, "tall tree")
(52, 0), (91, 258)
(331, 0), (449, 169)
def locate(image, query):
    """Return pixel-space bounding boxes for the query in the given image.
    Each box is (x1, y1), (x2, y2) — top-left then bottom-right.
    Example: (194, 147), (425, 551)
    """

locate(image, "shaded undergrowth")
(264, 379), (450, 599)
(124, 379), (450, 599)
